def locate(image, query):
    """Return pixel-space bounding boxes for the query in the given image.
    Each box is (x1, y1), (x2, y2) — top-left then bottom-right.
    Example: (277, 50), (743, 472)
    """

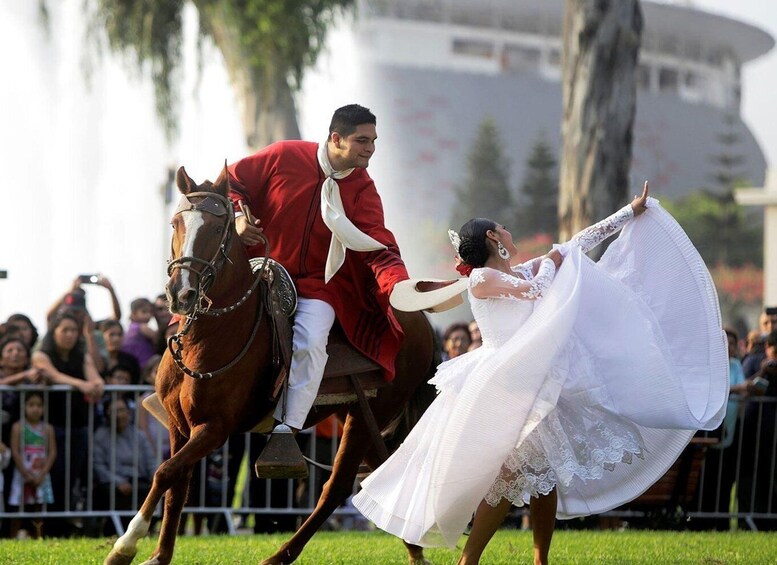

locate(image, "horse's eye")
(215, 225), (224, 234)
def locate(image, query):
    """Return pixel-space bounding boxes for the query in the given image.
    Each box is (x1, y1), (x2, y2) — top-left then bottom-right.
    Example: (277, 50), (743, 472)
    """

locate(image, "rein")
(166, 190), (271, 380)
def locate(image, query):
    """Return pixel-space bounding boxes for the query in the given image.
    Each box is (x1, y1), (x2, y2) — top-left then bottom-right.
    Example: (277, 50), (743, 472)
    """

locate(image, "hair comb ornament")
(448, 229), (461, 253)
(448, 229), (472, 276)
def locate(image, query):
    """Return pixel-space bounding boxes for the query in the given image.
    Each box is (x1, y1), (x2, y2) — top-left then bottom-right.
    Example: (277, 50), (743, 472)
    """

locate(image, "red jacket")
(227, 141), (409, 380)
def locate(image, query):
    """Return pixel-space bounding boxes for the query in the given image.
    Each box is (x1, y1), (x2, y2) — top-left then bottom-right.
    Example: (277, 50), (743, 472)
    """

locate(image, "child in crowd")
(121, 298), (157, 369)
(97, 364), (138, 426)
(8, 392), (56, 539)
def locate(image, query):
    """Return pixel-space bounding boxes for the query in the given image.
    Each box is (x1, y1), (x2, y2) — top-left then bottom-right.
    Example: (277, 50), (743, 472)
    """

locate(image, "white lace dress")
(352, 198), (729, 548)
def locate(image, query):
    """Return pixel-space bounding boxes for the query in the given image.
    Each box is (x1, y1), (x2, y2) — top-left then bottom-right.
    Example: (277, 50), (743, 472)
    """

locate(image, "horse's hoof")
(139, 558), (165, 565)
(409, 559), (432, 565)
(260, 547), (296, 565)
(104, 550), (136, 565)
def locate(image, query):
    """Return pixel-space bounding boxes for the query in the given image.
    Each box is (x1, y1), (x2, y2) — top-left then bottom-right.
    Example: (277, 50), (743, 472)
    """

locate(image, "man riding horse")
(228, 104), (409, 462)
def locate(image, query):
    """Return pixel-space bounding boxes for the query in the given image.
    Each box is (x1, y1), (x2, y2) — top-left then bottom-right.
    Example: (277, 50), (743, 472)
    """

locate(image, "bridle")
(166, 190), (270, 379)
(167, 191), (235, 304)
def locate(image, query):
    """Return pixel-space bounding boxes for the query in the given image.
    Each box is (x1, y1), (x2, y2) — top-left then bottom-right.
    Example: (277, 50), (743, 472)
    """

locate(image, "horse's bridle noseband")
(167, 191), (235, 306)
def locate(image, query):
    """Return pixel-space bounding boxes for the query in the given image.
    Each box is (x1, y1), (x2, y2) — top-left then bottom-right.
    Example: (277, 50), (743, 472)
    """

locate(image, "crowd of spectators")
(0, 275), (171, 538)
(676, 307), (777, 531)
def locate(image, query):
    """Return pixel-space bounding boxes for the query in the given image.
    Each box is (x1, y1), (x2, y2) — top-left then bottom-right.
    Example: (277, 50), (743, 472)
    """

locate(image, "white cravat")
(318, 142), (386, 283)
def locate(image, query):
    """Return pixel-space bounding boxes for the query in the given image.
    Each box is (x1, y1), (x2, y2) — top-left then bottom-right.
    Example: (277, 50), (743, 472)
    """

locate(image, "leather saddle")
(252, 258), (389, 408)
(141, 259), (389, 436)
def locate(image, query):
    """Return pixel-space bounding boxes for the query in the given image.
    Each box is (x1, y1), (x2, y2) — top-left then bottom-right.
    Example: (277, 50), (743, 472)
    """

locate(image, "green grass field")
(0, 530), (774, 564)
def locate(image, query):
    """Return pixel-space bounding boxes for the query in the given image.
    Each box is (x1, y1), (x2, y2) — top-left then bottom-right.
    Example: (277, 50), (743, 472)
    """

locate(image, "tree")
(67, 0), (353, 148)
(687, 112), (761, 265)
(558, 0), (643, 252)
(663, 190), (761, 267)
(515, 133), (558, 238)
(451, 117), (513, 231)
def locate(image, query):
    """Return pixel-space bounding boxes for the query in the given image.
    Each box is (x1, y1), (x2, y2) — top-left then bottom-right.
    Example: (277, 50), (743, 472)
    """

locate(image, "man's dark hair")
(99, 319), (123, 334)
(6, 313), (39, 347)
(108, 363), (134, 378)
(130, 297), (152, 313)
(328, 104), (376, 139)
(24, 390), (44, 404)
(766, 330), (777, 349)
(443, 322), (471, 343)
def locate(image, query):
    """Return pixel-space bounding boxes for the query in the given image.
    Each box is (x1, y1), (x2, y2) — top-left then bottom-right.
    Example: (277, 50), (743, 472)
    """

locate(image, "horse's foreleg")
(104, 428), (191, 565)
(140, 430), (192, 565)
(261, 414), (370, 565)
(140, 466), (192, 565)
(142, 425), (226, 565)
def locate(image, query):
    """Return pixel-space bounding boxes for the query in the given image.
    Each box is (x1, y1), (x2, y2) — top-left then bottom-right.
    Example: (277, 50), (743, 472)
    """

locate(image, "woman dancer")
(353, 183), (728, 564)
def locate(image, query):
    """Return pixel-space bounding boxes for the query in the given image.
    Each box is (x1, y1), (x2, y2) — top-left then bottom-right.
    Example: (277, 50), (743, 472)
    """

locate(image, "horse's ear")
(213, 159), (231, 196)
(176, 166), (197, 195)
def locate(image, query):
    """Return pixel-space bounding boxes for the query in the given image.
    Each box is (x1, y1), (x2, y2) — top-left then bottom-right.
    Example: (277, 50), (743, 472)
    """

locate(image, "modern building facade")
(350, 0), (773, 238)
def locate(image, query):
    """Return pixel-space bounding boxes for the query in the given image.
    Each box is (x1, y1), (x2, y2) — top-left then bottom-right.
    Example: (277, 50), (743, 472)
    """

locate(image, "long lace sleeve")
(569, 205), (634, 253)
(510, 257), (544, 280)
(470, 259), (556, 301)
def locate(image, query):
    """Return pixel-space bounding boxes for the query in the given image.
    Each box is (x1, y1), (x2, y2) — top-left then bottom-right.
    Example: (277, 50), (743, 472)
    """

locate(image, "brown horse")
(105, 165), (437, 565)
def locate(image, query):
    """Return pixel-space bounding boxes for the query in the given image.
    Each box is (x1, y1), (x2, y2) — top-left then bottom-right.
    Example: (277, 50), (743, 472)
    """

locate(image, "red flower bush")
(711, 263), (763, 305)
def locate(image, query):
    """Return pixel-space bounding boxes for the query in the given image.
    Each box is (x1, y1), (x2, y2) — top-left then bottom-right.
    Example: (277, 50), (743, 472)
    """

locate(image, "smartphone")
(752, 376), (769, 393)
(78, 274), (100, 284)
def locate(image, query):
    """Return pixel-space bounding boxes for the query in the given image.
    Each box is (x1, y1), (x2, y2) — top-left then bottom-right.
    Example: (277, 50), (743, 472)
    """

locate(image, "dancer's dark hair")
(458, 218), (498, 268)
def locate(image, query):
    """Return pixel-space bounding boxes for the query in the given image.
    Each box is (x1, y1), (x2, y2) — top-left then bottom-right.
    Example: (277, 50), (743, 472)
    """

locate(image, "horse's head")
(166, 164), (235, 315)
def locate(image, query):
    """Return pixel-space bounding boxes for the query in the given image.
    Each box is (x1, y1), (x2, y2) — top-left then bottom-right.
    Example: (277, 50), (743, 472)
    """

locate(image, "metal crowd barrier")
(1, 385), (775, 535)
(688, 396), (777, 529)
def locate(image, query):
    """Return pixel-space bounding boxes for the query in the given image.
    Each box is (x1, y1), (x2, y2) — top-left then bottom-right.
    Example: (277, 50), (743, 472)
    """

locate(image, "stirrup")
(254, 424), (308, 479)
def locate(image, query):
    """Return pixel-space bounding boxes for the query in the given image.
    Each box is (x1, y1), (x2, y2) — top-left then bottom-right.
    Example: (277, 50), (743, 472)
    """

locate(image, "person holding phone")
(45, 275), (123, 374)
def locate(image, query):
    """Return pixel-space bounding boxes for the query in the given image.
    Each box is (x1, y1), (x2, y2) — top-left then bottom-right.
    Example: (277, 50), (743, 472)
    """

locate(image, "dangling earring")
(497, 242), (510, 260)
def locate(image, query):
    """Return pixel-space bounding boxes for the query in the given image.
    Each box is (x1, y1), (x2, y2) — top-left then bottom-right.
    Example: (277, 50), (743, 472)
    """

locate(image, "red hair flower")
(454, 256), (473, 277)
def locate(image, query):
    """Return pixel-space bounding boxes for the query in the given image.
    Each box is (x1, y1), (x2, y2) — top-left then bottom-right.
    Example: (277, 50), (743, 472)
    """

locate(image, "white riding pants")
(274, 298), (336, 429)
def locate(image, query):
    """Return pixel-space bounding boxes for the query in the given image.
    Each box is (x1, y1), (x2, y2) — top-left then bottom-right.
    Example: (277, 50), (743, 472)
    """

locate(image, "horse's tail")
(383, 321), (441, 452)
